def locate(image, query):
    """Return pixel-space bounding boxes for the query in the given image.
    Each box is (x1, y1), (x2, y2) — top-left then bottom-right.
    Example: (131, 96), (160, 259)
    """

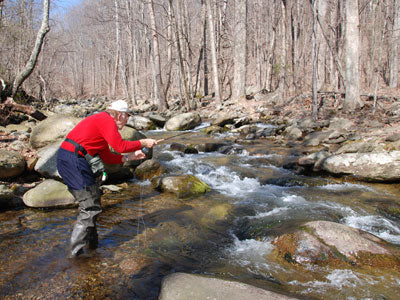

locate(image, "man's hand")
(123, 150), (146, 162)
(140, 138), (158, 148)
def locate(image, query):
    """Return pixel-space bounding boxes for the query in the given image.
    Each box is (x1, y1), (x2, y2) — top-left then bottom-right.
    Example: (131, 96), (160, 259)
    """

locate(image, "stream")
(1, 124), (400, 299)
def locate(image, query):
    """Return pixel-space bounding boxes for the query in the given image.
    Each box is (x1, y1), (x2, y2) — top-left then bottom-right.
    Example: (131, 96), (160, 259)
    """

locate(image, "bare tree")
(206, 0), (221, 103)
(311, 0), (318, 120)
(11, 0), (50, 97)
(232, 0), (247, 101)
(389, 0), (399, 87)
(344, 0), (363, 111)
(148, 0), (168, 110)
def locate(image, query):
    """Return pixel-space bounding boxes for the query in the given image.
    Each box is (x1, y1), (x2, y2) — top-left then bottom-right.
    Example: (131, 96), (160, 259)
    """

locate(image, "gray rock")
(0, 150), (25, 179)
(22, 179), (76, 208)
(321, 151), (400, 181)
(285, 126), (303, 140)
(127, 115), (154, 130)
(305, 221), (389, 257)
(147, 113), (167, 127)
(159, 273), (298, 300)
(164, 112), (201, 131)
(34, 141), (62, 179)
(30, 114), (81, 149)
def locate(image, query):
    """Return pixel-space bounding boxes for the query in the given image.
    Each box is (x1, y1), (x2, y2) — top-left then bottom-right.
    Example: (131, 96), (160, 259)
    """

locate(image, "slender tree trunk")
(311, 0), (318, 120)
(389, 0), (399, 87)
(169, 0), (190, 109)
(148, 0), (167, 110)
(11, 0), (50, 97)
(206, 0), (221, 103)
(194, 0), (207, 98)
(344, 0), (363, 111)
(232, 0), (247, 101)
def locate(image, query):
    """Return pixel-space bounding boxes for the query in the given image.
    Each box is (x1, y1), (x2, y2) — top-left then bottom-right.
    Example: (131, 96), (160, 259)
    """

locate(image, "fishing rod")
(141, 129), (197, 154)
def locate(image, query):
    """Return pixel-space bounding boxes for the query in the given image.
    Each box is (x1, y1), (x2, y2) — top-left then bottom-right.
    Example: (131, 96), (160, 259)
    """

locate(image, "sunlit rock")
(30, 114), (81, 149)
(164, 112), (201, 131)
(159, 273), (299, 300)
(22, 179), (76, 208)
(272, 220), (400, 269)
(321, 151), (400, 182)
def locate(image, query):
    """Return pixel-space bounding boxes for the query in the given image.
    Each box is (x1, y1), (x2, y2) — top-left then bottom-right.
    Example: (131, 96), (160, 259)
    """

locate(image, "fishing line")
(137, 183), (147, 247)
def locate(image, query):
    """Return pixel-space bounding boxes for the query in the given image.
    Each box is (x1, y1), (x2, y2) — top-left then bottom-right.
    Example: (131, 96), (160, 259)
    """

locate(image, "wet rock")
(169, 143), (198, 154)
(151, 175), (211, 198)
(134, 159), (166, 180)
(30, 114), (81, 149)
(34, 141), (62, 179)
(164, 112), (201, 131)
(22, 179), (76, 208)
(272, 220), (400, 268)
(321, 151), (400, 182)
(0, 150), (25, 179)
(202, 125), (223, 134)
(0, 184), (15, 208)
(159, 273), (299, 300)
(195, 142), (230, 152)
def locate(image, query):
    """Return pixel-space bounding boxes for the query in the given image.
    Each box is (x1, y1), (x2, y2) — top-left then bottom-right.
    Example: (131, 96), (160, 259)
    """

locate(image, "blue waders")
(57, 147), (102, 257)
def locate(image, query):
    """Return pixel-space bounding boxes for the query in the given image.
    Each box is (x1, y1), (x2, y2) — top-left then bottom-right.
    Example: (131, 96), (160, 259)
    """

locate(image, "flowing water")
(1, 124), (400, 299)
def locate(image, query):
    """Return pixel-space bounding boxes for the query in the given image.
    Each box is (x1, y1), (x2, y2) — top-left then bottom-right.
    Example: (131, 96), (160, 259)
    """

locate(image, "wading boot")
(69, 184), (101, 257)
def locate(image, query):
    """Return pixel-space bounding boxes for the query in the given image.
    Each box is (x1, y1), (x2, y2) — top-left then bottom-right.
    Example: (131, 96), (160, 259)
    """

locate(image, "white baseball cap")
(107, 100), (131, 113)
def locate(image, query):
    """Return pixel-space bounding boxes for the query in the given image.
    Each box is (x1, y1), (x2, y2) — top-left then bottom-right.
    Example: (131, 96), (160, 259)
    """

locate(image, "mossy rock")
(151, 175), (211, 198)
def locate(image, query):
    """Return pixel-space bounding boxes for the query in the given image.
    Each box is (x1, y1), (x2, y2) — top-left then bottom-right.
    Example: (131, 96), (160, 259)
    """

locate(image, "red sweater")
(60, 112), (142, 164)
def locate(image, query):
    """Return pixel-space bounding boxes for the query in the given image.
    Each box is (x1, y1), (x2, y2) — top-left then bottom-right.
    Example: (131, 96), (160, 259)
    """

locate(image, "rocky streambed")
(1, 99), (400, 299)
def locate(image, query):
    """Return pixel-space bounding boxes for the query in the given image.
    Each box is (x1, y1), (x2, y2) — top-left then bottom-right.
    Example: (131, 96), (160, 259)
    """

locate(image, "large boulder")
(320, 151), (400, 181)
(127, 115), (154, 130)
(272, 221), (399, 268)
(159, 273), (298, 300)
(30, 114), (81, 149)
(22, 179), (75, 208)
(151, 175), (210, 198)
(164, 112), (201, 131)
(0, 150), (25, 179)
(34, 141), (62, 179)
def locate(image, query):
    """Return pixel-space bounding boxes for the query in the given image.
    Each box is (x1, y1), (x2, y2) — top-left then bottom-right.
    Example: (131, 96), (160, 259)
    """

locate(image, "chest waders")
(64, 138), (104, 257)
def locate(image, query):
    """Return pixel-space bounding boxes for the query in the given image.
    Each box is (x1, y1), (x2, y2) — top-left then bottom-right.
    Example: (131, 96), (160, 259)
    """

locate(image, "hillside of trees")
(0, 0), (399, 118)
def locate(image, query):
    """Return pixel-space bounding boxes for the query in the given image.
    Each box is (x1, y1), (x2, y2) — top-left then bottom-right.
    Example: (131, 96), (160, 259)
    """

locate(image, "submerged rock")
(159, 273), (299, 300)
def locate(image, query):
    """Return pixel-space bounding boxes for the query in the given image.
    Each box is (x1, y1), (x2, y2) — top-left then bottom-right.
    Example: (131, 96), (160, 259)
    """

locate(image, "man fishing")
(56, 100), (158, 258)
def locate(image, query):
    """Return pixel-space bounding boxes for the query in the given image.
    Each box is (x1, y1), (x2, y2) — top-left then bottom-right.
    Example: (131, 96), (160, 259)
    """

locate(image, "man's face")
(115, 112), (128, 129)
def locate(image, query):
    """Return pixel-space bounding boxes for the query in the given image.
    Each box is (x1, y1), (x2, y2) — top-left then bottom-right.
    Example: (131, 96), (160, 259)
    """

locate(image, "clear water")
(1, 128), (400, 299)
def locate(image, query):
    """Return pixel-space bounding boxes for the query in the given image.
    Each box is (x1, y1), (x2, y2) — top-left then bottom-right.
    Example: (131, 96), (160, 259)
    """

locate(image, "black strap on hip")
(65, 138), (88, 157)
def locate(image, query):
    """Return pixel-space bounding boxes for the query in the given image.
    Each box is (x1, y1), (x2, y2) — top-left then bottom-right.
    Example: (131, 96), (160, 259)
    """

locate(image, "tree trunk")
(148, 0), (167, 111)
(11, 0), (50, 97)
(344, 0), (363, 111)
(389, 0), (399, 87)
(206, 0), (221, 103)
(232, 0), (247, 101)
(311, 0), (318, 120)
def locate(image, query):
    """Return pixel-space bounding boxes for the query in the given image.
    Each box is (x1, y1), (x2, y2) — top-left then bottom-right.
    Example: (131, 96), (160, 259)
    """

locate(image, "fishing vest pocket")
(85, 154), (105, 177)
